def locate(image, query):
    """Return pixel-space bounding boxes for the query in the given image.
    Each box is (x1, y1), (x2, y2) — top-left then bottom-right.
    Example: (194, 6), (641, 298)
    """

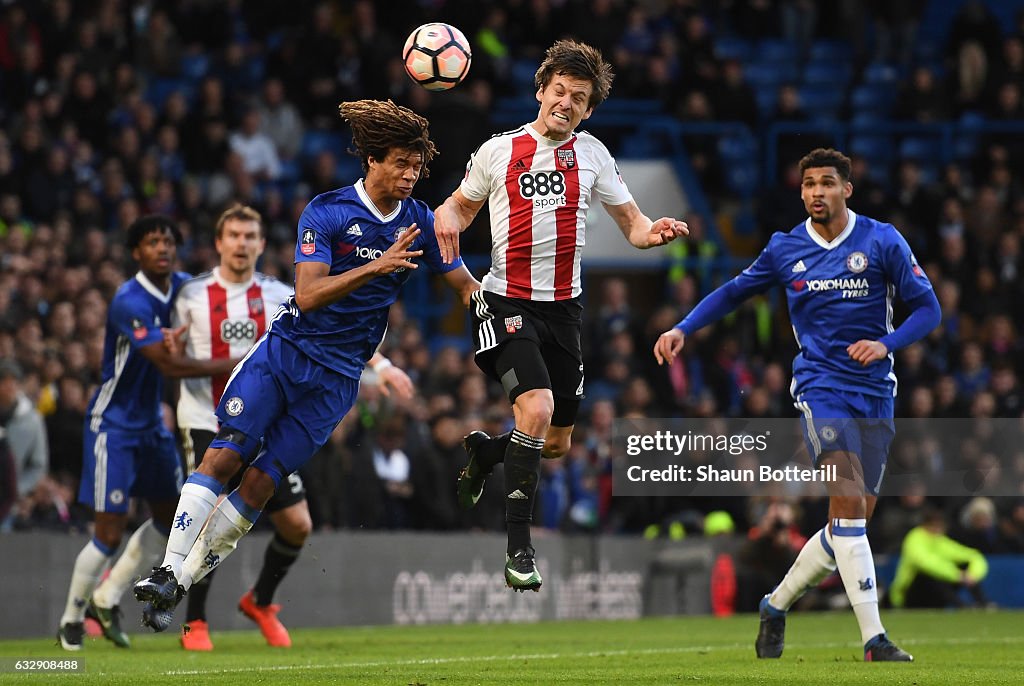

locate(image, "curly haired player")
(134, 100), (480, 632)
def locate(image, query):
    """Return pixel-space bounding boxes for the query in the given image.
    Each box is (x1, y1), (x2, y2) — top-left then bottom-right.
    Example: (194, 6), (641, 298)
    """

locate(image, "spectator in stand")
(256, 78), (304, 162)
(896, 67), (952, 123)
(889, 507), (990, 609)
(0, 359), (47, 521)
(230, 109), (282, 182)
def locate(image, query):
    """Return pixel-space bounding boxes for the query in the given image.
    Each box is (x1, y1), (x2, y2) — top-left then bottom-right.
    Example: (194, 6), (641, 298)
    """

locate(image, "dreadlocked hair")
(338, 99), (438, 178)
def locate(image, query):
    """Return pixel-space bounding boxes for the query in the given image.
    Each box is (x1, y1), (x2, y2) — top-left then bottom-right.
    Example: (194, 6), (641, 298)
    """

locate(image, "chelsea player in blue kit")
(58, 216), (239, 650)
(134, 100), (480, 631)
(654, 149), (940, 662)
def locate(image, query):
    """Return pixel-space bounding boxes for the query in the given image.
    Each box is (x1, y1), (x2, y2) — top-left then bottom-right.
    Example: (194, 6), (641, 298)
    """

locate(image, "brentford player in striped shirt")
(435, 40), (689, 591)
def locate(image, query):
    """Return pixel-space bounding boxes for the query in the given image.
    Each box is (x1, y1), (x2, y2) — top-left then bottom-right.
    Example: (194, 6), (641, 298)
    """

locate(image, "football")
(402, 22), (472, 92)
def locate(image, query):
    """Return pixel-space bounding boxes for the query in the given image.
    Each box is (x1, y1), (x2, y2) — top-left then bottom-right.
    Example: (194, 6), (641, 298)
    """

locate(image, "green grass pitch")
(2, 610), (1021, 684)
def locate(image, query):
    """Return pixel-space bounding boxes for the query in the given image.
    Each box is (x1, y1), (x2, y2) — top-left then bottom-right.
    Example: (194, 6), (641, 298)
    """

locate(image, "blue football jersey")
(87, 271), (190, 431)
(725, 211), (934, 398)
(271, 179), (463, 379)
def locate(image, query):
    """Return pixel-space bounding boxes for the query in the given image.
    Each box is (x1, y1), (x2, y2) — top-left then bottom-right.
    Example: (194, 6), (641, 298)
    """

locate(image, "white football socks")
(831, 518), (885, 644)
(179, 491), (260, 590)
(91, 520), (167, 608)
(768, 525), (837, 611)
(60, 538), (113, 625)
(160, 474), (222, 579)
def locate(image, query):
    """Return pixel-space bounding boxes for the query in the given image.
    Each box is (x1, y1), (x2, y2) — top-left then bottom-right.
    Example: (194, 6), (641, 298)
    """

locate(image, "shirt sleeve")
(417, 206), (464, 274)
(170, 287), (191, 333)
(459, 140), (495, 203)
(593, 152), (633, 206)
(676, 240), (778, 335)
(882, 224), (934, 302)
(877, 225), (941, 351)
(110, 294), (163, 350)
(294, 200), (336, 266)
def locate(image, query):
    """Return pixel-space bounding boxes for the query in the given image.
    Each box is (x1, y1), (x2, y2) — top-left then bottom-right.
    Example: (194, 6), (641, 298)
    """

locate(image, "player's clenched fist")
(653, 327), (686, 366)
(647, 217), (689, 246)
(374, 225), (423, 274)
(847, 339), (888, 366)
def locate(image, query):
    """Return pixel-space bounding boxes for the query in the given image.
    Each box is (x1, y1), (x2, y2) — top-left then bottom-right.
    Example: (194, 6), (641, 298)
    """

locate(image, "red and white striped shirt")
(172, 268), (292, 431)
(460, 124), (632, 301)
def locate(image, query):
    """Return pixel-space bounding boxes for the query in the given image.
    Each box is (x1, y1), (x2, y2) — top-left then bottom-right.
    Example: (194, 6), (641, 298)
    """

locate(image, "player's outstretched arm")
(138, 338), (238, 379)
(295, 227), (423, 312)
(603, 200), (688, 249)
(434, 189), (485, 264)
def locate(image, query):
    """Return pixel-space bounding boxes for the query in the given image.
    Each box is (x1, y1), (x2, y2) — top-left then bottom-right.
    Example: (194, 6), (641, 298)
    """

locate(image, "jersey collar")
(134, 271), (172, 303)
(213, 267), (255, 290)
(355, 178), (402, 223)
(804, 209), (857, 250)
(525, 122), (577, 147)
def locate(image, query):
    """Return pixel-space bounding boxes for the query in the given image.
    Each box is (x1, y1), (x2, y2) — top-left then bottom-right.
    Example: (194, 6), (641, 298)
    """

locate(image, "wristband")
(371, 358), (393, 373)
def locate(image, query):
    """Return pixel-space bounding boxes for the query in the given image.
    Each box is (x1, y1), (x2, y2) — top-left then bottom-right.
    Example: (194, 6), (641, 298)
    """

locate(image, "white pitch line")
(162, 635), (1024, 676)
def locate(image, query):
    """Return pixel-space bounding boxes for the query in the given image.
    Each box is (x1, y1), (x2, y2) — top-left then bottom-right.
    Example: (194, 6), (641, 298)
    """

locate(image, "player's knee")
(542, 436), (570, 459)
(239, 468), (276, 509)
(92, 523), (124, 551)
(514, 390), (554, 433)
(279, 507), (312, 543)
(196, 450), (241, 483)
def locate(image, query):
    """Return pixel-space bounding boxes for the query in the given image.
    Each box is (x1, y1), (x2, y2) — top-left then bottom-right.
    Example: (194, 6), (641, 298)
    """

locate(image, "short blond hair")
(215, 204), (263, 239)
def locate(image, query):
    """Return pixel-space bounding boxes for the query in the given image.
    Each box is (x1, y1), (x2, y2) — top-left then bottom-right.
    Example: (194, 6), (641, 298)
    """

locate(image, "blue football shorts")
(79, 423), (183, 513)
(793, 388), (895, 496)
(214, 333), (359, 487)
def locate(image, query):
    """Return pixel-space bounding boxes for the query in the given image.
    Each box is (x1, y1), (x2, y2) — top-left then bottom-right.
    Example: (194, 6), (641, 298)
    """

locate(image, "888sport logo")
(517, 171), (567, 208)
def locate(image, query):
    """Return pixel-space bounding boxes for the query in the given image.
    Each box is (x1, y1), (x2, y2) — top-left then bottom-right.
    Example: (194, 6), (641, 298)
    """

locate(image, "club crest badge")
(556, 148), (576, 170)
(846, 251), (868, 273)
(505, 315), (523, 334)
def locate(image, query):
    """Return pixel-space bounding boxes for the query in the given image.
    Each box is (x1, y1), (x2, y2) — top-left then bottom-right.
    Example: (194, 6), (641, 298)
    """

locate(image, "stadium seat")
(717, 134), (757, 161)
(848, 135), (895, 166)
(713, 36), (753, 62)
(802, 63), (851, 87)
(619, 133), (659, 159)
(756, 38), (800, 64)
(808, 40), (850, 62)
(863, 62), (900, 85)
(754, 88), (778, 118)
(180, 54), (210, 82)
(849, 84), (897, 115)
(599, 99), (663, 116)
(797, 84), (845, 118)
(849, 110), (885, 127)
(899, 137), (942, 165)
(300, 131), (346, 161)
(744, 62), (799, 89)
(335, 156), (363, 184)
(510, 58), (540, 96)
(144, 78), (191, 108)
(723, 162), (760, 196)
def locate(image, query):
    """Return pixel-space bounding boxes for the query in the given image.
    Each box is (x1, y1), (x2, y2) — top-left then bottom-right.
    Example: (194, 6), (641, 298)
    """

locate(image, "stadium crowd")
(1, 0), (1023, 587)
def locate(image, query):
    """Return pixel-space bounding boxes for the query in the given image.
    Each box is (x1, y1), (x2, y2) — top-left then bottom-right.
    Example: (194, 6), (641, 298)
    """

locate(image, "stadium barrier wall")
(6, 531), (1022, 638)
